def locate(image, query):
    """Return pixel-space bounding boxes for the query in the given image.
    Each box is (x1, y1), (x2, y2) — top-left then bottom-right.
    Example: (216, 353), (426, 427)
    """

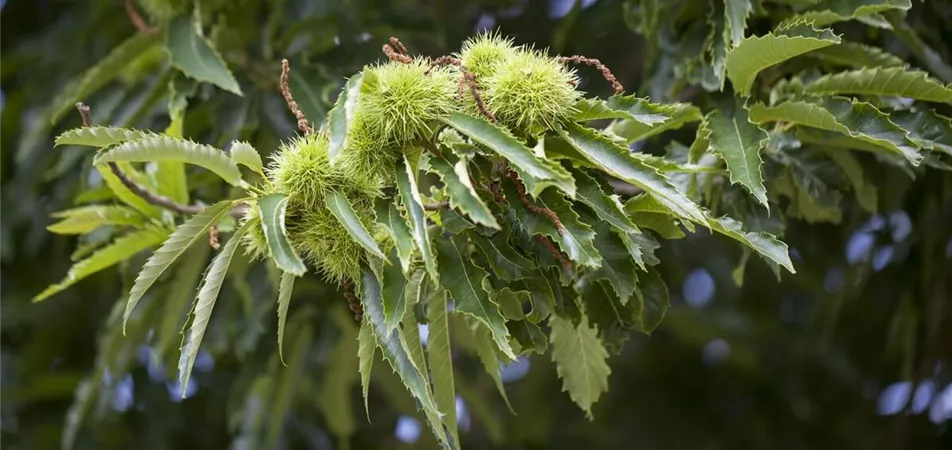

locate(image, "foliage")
(3, 0), (951, 449)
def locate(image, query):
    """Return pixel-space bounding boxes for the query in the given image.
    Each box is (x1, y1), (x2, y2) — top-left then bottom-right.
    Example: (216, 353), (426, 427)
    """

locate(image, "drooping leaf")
(443, 113), (576, 198)
(381, 251), (409, 335)
(96, 164), (163, 218)
(47, 33), (160, 124)
(400, 297), (428, 392)
(123, 200), (235, 331)
(468, 225), (536, 281)
(275, 270), (297, 365)
(889, 109), (952, 156)
(427, 155), (500, 229)
(324, 190), (385, 260)
(574, 96), (672, 124)
(46, 205), (145, 234)
(397, 155), (438, 282)
(178, 220), (251, 392)
(55, 126), (156, 148)
(466, 318), (516, 413)
(357, 319), (376, 422)
(725, 22), (841, 96)
(748, 97), (922, 164)
(436, 236), (517, 360)
(33, 227), (168, 302)
(229, 141), (265, 177)
(328, 74), (364, 164)
(805, 67), (952, 104)
(607, 102), (702, 143)
(591, 222), (639, 303)
(707, 105), (769, 207)
(258, 194), (307, 276)
(426, 288), (460, 449)
(550, 313), (611, 420)
(572, 169), (638, 234)
(165, 16), (242, 95)
(94, 135), (244, 186)
(634, 267), (670, 333)
(560, 123), (707, 225)
(154, 244), (210, 370)
(495, 288), (548, 355)
(375, 200), (414, 273)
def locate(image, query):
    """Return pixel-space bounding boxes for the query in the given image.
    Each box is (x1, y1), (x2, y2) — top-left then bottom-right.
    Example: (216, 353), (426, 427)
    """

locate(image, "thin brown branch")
(342, 278), (363, 323)
(540, 235), (572, 272)
(124, 0), (159, 35)
(509, 172), (563, 234)
(460, 66), (495, 122)
(280, 59), (315, 135)
(389, 37), (409, 56)
(424, 201), (450, 211)
(558, 55), (624, 94)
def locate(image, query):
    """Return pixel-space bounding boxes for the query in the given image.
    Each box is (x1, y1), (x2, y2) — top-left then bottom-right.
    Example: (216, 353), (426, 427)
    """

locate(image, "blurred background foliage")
(1, 0), (951, 449)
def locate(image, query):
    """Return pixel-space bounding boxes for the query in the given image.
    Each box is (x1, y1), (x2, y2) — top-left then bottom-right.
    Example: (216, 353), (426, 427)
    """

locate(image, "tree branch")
(124, 0), (159, 35)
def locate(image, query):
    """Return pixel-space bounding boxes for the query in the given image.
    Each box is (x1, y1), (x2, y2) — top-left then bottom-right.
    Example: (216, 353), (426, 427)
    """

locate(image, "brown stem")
(389, 37), (409, 56)
(280, 59), (315, 135)
(383, 44), (413, 64)
(540, 235), (572, 272)
(424, 201), (450, 211)
(558, 55), (624, 94)
(342, 278), (363, 323)
(509, 172), (563, 234)
(125, 0), (159, 35)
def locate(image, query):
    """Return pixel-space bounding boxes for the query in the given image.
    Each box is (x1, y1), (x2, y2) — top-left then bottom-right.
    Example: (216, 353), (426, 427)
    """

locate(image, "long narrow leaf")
(258, 194), (307, 276)
(324, 191), (385, 260)
(95, 135), (243, 186)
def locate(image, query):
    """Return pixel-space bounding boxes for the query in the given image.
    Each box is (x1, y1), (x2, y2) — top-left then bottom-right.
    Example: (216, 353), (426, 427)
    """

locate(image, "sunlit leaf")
(397, 155), (438, 282)
(230, 141), (265, 177)
(375, 200), (414, 273)
(94, 135), (244, 186)
(258, 193), (307, 276)
(55, 126), (156, 148)
(427, 155), (500, 229)
(426, 288), (460, 449)
(707, 105), (769, 207)
(324, 190), (385, 260)
(328, 74), (364, 164)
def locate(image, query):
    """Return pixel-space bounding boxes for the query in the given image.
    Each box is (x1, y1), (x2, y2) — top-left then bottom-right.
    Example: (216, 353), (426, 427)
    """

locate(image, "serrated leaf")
(591, 222), (639, 303)
(230, 141), (265, 177)
(328, 74), (363, 164)
(574, 96), (672, 124)
(276, 270), (297, 365)
(607, 102), (702, 143)
(357, 319), (376, 422)
(178, 220), (251, 391)
(401, 298), (428, 391)
(55, 126), (156, 148)
(381, 251), (409, 335)
(123, 201), (235, 332)
(33, 227), (167, 302)
(427, 156), (500, 229)
(318, 307), (359, 444)
(780, 0), (911, 28)
(443, 113), (576, 198)
(46, 205), (145, 234)
(466, 318), (516, 413)
(47, 33), (160, 124)
(805, 67), (952, 104)
(426, 289), (460, 449)
(560, 123), (707, 225)
(94, 135), (243, 186)
(375, 200), (414, 273)
(572, 170), (638, 234)
(634, 267), (670, 333)
(324, 190), (385, 260)
(625, 195), (687, 239)
(165, 16), (242, 95)
(725, 0), (753, 47)
(550, 313), (611, 420)
(805, 41), (905, 68)
(725, 24), (840, 96)
(359, 267), (448, 445)
(96, 164), (163, 218)
(468, 225), (536, 281)
(748, 97), (922, 164)
(890, 110), (952, 156)
(155, 244), (210, 370)
(436, 236), (517, 360)
(397, 155), (438, 283)
(619, 230), (661, 269)
(707, 105), (769, 207)
(258, 194), (307, 276)
(579, 280), (638, 354)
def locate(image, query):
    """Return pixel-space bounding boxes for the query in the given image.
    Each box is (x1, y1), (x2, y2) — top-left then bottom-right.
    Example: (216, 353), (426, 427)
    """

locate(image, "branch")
(124, 0), (159, 35)
(423, 201), (450, 211)
(558, 55), (624, 94)
(280, 59), (315, 135)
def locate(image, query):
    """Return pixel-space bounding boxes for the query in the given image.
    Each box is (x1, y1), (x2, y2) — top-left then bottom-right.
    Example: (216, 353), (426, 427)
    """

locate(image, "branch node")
(558, 55), (624, 94)
(280, 59), (316, 135)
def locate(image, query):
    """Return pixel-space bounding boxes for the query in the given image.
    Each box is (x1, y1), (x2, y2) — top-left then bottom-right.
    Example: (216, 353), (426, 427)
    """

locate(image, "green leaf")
(328, 74), (364, 164)
(426, 289), (460, 449)
(46, 205), (145, 235)
(165, 16), (242, 95)
(275, 270), (297, 365)
(155, 244), (210, 370)
(560, 123), (707, 225)
(381, 251), (409, 335)
(748, 97), (922, 165)
(123, 200), (234, 331)
(324, 190), (386, 260)
(55, 127), (156, 148)
(805, 67), (952, 104)
(725, 0), (753, 47)
(94, 135), (244, 186)
(33, 227), (167, 302)
(725, 23), (840, 96)
(732, 248), (752, 287)
(591, 222), (639, 303)
(178, 220), (251, 392)
(357, 319), (376, 422)
(574, 96), (672, 124)
(401, 296), (428, 391)
(375, 200), (414, 273)
(47, 32), (160, 124)
(466, 319), (516, 413)
(436, 236), (517, 360)
(607, 102), (702, 143)
(359, 267), (447, 445)
(258, 193), (307, 276)
(889, 110), (952, 156)
(619, 230), (661, 269)
(780, 0), (911, 28)
(397, 155), (438, 283)
(625, 195), (687, 239)
(634, 267), (670, 333)
(229, 141), (265, 177)
(579, 279), (638, 353)
(318, 307), (359, 445)
(427, 155), (500, 229)
(707, 105), (769, 207)
(96, 164), (163, 218)
(709, 214), (796, 273)
(572, 170), (638, 234)
(550, 313), (611, 420)
(805, 41), (905, 69)
(443, 113), (576, 198)
(468, 225), (536, 281)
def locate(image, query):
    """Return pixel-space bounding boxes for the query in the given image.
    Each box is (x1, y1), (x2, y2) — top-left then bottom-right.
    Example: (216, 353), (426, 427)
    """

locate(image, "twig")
(389, 37), (409, 56)
(342, 278), (363, 323)
(280, 59), (315, 135)
(509, 172), (563, 234)
(540, 235), (573, 272)
(424, 201), (450, 211)
(382, 44), (413, 64)
(124, 0), (158, 35)
(558, 55), (624, 94)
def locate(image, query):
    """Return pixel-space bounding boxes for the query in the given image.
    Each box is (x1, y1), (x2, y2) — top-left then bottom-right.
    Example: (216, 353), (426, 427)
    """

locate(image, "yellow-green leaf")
(324, 190), (385, 260)
(276, 270), (297, 365)
(397, 155), (438, 283)
(47, 205), (145, 235)
(426, 289), (460, 449)
(94, 135), (243, 186)
(258, 194), (307, 276)
(230, 141), (265, 177)
(55, 126), (156, 148)
(426, 155), (500, 229)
